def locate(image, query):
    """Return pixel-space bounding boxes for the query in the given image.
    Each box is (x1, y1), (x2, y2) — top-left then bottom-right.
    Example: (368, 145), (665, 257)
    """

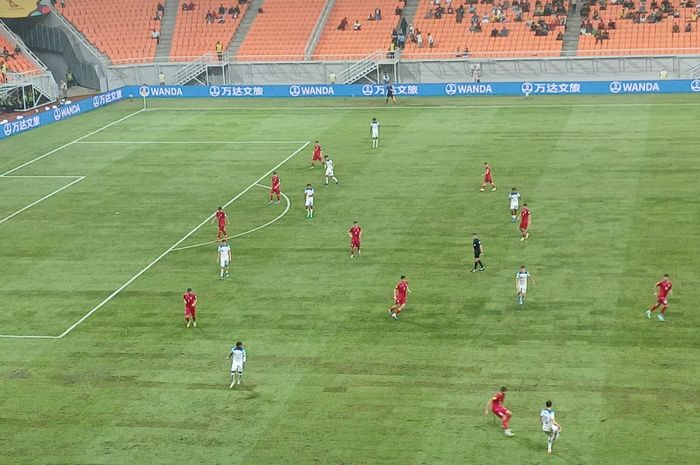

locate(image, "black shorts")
(474, 252), (481, 259)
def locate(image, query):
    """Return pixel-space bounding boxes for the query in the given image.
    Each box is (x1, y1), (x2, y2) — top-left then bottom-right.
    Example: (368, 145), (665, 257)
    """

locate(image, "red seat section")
(171, 1), (250, 60)
(0, 36), (40, 74)
(237, 0), (328, 61)
(59, 0), (161, 63)
(313, 0), (402, 60)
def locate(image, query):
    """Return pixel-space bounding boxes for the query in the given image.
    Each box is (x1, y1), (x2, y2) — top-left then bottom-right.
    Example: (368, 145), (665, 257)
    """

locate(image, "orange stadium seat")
(577, 5), (700, 56)
(313, 0), (404, 59)
(404, 0), (568, 58)
(237, 0), (327, 61)
(170, 1), (250, 60)
(0, 36), (40, 74)
(59, 0), (161, 63)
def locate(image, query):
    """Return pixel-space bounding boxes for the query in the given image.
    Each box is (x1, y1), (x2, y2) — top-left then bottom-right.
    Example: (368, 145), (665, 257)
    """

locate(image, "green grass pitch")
(1, 95), (699, 465)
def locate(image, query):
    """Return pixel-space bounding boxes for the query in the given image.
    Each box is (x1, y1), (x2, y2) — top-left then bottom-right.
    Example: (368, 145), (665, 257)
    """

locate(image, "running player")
(519, 203), (531, 241)
(227, 341), (247, 388)
(349, 221), (362, 258)
(472, 232), (485, 272)
(370, 117), (380, 148)
(480, 162), (496, 192)
(217, 240), (232, 280)
(269, 171), (281, 205)
(323, 155), (339, 185)
(540, 400), (562, 454)
(515, 265), (536, 305)
(388, 275), (410, 320)
(183, 288), (197, 328)
(646, 274), (673, 321)
(304, 183), (315, 218)
(212, 207), (230, 240)
(508, 187), (521, 222)
(311, 141), (323, 168)
(484, 387), (514, 436)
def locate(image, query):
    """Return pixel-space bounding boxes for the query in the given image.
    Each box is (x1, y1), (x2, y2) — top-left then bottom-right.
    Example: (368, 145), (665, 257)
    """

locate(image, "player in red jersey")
(269, 171), (281, 205)
(212, 207), (230, 240)
(311, 141), (323, 168)
(388, 275), (411, 320)
(484, 387), (514, 436)
(646, 274), (673, 322)
(183, 288), (197, 328)
(480, 162), (496, 192)
(349, 221), (362, 258)
(519, 203), (531, 241)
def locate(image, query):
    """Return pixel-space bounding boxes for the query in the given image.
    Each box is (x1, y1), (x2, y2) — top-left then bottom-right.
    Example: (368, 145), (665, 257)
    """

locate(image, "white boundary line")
(75, 140), (308, 145)
(46, 141), (309, 339)
(171, 184), (291, 252)
(0, 176), (85, 226)
(0, 109), (145, 177)
(150, 102), (700, 111)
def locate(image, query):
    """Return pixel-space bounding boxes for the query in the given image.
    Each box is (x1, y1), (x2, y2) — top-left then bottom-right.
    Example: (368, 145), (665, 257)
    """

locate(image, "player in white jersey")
(304, 183), (315, 218)
(227, 341), (247, 388)
(217, 240), (231, 280)
(540, 400), (562, 454)
(508, 187), (521, 222)
(515, 265), (536, 305)
(323, 155), (339, 185)
(370, 117), (380, 148)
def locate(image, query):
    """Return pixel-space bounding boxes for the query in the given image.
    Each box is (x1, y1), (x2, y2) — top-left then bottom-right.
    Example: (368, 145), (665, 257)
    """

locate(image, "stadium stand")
(578, 3), (700, 56)
(0, 35), (40, 75)
(58, 0), (162, 63)
(313, 0), (404, 59)
(170, 1), (251, 60)
(237, 0), (327, 60)
(403, 0), (569, 58)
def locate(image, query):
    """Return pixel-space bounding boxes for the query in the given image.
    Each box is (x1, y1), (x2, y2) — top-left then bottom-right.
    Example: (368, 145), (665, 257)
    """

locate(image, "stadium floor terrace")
(1, 95), (699, 465)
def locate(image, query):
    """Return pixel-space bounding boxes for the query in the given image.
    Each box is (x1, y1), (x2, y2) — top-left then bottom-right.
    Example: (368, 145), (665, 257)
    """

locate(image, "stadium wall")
(2, 79), (699, 141)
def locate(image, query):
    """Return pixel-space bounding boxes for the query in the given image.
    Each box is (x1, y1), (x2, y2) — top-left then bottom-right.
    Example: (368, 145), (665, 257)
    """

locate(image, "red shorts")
(657, 297), (668, 305)
(184, 307), (196, 318)
(395, 298), (406, 306)
(312, 153), (322, 161)
(484, 175), (493, 183)
(519, 222), (529, 231)
(492, 406), (508, 418)
(351, 239), (361, 248)
(271, 187), (280, 195)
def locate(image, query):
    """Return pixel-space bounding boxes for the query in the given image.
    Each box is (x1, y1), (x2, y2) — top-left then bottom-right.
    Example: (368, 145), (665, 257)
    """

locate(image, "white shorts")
(305, 198), (314, 207)
(510, 202), (519, 210)
(543, 424), (560, 435)
(231, 362), (244, 373)
(220, 257), (230, 267)
(371, 130), (379, 138)
(517, 284), (527, 294)
(325, 168), (334, 177)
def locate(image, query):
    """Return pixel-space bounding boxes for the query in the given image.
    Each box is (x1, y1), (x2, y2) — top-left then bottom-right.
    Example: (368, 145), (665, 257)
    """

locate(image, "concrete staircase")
(397, 0), (420, 29)
(226, 0), (265, 56)
(560, 8), (582, 56)
(304, 0), (336, 59)
(156, 0), (179, 59)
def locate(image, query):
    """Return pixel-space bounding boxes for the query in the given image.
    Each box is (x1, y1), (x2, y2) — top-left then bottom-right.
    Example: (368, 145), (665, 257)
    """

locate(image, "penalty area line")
(75, 140), (309, 145)
(0, 176), (86, 226)
(171, 183), (291, 252)
(53, 141), (310, 339)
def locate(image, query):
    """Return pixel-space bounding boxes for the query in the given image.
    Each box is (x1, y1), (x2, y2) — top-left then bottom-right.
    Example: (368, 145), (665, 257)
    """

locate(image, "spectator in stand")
(427, 32), (434, 48)
(397, 31), (406, 48)
(556, 30), (564, 39)
(375, 7), (382, 20)
(218, 3), (225, 15)
(400, 17), (408, 36)
(685, 22), (692, 32)
(1, 47), (10, 60)
(217, 13), (225, 23)
(672, 22), (680, 33)
(151, 29), (160, 45)
(338, 17), (349, 30)
(183, 1), (189, 11)
(691, 11), (699, 21)
(215, 41), (224, 59)
(188, 1), (195, 10)
(607, 18), (616, 28)
(598, 19), (606, 30)
(60, 0), (65, 8)
(353, 19), (362, 30)
(456, 4), (465, 22)
(416, 31), (423, 47)
(499, 26), (510, 36)
(206, 10), (214, 23)
(491, 26), (499, 36)
(158, 71), (166, 85)
(229, 5), (240, 18)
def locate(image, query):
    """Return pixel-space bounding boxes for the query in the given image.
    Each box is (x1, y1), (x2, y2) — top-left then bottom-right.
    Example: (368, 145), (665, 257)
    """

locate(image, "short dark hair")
(500, 386), (508, 392)
(272, 170), (277, 174)
(400, 275), (406, 279)
(217, 206), (222, 210)
(236, 341), (242, 347)
(663, 273), (670, 277)
(186, 288), (192, 292)
(546, 400), (552, 407)
(353, 221), (358, 224)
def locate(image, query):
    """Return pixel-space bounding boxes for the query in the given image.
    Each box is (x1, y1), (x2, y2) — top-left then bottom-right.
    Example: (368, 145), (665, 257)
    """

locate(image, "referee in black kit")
(472, 232), (485, 272)
(385, 84), (397, 105)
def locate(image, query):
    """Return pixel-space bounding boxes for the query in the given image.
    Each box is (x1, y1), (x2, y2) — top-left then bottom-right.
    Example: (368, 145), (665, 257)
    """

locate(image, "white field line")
(75, 140), (309, 145)
(0, 334), (61, 339)
(0, 109), (145, 177)
(149, 102), (700, 111)
(171, 184), (291, 252)
(0, 176), (85, 226)
(51, 141), (309, 339)
(1, 175), (86, 179)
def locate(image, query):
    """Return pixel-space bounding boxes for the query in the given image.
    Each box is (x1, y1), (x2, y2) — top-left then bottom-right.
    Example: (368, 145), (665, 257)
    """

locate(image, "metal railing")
(49, 4), (110, 66)
(304, 0), (336, 60)
(0, 20), (48, 72)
